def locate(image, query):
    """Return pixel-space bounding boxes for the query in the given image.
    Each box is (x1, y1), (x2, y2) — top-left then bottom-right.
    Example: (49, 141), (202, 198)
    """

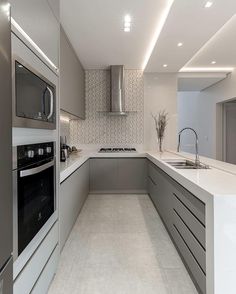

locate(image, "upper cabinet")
(9, 0), (60, 69)
(60, 27), (85, 119)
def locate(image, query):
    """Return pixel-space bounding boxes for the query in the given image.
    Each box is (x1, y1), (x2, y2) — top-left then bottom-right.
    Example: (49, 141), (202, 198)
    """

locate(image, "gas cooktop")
(99, 148), (137, 153)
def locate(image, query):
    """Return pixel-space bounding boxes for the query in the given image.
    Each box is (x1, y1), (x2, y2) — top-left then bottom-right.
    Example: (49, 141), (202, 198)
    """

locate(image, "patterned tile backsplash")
(61, 69), (144, 147)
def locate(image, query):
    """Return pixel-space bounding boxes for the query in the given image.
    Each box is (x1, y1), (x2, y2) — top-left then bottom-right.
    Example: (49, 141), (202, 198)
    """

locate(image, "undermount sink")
(164, 159), (210, 169)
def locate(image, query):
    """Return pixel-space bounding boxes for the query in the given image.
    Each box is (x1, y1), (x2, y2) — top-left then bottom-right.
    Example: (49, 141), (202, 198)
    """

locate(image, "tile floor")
(48, 194), (198, 294)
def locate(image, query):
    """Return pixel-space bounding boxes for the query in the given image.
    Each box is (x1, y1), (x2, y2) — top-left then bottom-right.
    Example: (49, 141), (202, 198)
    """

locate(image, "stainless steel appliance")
(0, 1), (13, 293)
(12, 57), (56, 129)
(99, 148), (137, 153)
(12, 142), (56, 261)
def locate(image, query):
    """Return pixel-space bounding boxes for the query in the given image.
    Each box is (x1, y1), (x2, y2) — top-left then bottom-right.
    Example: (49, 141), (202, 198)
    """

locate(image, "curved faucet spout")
(177, 127), (200, 167)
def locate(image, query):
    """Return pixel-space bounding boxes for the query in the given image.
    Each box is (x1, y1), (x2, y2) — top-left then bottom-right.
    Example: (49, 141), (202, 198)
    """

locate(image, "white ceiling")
(145, 0), (236, 72)
(60, 0), (172, 69)
(61, 0), (236, 72)
(184, 14), (236, 69)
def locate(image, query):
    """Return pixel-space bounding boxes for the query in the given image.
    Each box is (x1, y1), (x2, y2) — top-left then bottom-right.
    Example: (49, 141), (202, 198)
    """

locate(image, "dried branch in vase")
(151, 110), (168, 152)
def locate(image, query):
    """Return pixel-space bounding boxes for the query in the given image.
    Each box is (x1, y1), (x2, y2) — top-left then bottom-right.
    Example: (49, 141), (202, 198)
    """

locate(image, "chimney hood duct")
(109, 65), (127, 116)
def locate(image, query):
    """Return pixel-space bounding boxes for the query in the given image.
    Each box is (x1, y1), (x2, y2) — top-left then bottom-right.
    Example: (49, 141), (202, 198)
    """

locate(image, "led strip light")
(142, 0), (174, 70)
(11, 17), (59, 72)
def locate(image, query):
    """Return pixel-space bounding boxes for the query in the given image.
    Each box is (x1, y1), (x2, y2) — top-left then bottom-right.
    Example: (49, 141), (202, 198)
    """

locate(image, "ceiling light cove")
(142, 0), (174, 70)
(124, 14), (131, 32)
(205, 1), (213, 8)
(180, 67), (234, 73)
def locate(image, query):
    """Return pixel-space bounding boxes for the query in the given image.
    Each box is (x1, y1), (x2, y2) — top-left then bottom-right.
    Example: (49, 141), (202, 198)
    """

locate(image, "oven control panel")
(17, 142), (55, 168)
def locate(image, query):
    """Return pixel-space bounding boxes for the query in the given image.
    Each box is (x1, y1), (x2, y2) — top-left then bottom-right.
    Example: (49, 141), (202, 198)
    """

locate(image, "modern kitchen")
(1, 0), (236, 293)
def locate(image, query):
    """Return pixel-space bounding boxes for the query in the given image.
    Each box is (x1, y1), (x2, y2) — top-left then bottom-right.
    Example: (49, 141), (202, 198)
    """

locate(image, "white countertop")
(60, 150), (236, 201)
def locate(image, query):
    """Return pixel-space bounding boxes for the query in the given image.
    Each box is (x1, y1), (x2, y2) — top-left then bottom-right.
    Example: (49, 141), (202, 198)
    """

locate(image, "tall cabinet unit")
(10, 1), (61, 294)
(0, 1), (13, 293)
(60, 27), (85, 119)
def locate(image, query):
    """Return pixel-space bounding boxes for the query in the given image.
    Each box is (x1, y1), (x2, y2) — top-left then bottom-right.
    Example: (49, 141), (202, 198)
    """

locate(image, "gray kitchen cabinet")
(60, 161), (89, 250)
(10, 0), (59, 68)
(148, 162), (173, 232)
(147, 160), (206, 294)
(90, 158), (147, 193)
(90, 158), (118, 192)
(60, 27), (85, 119)
(118, 159), (147, 192)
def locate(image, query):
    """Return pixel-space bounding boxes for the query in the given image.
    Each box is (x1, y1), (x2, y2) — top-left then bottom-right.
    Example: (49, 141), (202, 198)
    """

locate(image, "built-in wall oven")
(12, 57), (56, 129)
(13, 142), (56, 261)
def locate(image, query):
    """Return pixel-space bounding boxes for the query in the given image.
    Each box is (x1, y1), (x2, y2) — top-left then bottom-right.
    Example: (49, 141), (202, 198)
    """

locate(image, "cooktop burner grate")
(99, 148), (137, 153)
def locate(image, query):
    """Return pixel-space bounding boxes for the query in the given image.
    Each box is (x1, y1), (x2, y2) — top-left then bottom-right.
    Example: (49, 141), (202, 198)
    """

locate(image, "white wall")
(177, 91), (214, 157)
(144, 73), (178, 151)
(178, 71), (236, 159)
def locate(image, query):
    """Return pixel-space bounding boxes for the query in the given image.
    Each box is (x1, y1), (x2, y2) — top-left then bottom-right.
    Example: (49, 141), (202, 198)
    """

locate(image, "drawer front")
(14, 222), (58, 294)
(173, 194), (205, 249)
(148, 177), (159, 208)
(31, 245), (59, 294)
(173, 184), (205, 225)
(173, 211), (206, 273)
(148, 162), (162, 186)
(172, 226), (206, 294)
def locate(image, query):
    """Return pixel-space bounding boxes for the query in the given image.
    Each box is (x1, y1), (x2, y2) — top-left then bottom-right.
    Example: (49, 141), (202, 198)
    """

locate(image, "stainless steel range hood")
(108, 65), (127, 116)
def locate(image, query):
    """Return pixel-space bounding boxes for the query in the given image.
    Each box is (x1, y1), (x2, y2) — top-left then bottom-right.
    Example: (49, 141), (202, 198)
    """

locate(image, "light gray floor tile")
(164, 268), (199, 294)
(48, 194), (197, 294)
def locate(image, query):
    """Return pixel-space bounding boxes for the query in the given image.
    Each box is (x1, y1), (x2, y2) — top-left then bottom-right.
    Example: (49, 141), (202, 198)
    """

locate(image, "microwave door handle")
(46, 86), (54, 120)
(42, 88), (47, 116)
(20, 160), (54, 178)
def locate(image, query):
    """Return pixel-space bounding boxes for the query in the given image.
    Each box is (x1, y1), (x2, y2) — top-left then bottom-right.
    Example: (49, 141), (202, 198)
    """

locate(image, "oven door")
(12, 57), (56, 130)
(15, 159), (55, 258)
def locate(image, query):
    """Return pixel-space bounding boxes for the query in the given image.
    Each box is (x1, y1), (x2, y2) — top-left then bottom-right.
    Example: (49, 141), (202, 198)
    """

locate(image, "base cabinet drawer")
(13, 221), (58, 294)
(173, 211), (206, 273)
(172, 226), (206, 294)
(60, 161), (89, 250)
(173, 194), (205, 249)
(31, 245), (59, 294)
(148, 177), (159, 208)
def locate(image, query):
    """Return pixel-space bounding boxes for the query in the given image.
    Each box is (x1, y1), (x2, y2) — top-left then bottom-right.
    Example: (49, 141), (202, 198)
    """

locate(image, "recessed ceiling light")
(177, 42), (183, 47)
(163, 64), (168, 68)
(205, 1), (213, 8)
(211, 61), (216, 64)
(123, 14), (131, 32)
(124, 14), (131, 22)
(124, 27), (131, 32)
(124, 22), (131, 28)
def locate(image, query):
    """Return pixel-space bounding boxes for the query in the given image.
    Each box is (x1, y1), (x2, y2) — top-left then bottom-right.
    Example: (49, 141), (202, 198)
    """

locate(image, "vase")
(158, 137), (163, 153)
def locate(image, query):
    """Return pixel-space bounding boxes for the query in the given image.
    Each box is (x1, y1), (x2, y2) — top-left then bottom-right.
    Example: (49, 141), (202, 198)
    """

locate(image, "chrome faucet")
(177, 127), (200, 167)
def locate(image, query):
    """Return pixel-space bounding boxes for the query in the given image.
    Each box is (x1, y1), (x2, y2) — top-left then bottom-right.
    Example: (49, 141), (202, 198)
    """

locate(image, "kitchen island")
(60, 150), (236, 294)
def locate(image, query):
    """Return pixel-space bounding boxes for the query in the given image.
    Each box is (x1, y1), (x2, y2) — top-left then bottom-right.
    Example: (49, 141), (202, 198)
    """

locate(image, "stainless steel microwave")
(12, 57), (56, 129)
